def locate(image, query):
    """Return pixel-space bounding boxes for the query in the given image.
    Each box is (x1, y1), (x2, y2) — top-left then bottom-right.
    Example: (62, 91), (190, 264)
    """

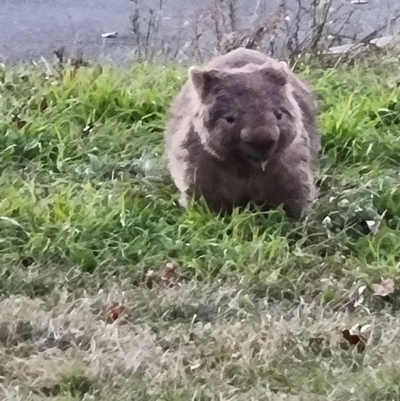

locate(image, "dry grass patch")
(1, 278), (400, 400)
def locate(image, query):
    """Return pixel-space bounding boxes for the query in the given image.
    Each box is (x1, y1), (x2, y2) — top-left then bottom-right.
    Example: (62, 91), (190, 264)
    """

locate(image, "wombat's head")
(189, 62), (298, 168)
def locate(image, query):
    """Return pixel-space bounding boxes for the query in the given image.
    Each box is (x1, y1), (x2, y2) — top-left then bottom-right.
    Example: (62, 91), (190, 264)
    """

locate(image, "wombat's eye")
(223, 115), (236, 124)
(275, 108), (292, 120)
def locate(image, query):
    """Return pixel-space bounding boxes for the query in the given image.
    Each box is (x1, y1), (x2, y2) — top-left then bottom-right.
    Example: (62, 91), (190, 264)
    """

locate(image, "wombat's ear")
(259, 61), (288, 86)
(276, 60), (290, 73)
(189, 67), (222, 100)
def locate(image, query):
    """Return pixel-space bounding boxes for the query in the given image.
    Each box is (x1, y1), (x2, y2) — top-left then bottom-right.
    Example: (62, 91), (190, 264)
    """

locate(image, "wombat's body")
(164, 48), (321, 217)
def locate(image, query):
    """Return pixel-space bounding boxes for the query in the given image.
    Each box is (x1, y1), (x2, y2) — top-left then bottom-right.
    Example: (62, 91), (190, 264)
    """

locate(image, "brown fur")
(164, 48), (321, 218)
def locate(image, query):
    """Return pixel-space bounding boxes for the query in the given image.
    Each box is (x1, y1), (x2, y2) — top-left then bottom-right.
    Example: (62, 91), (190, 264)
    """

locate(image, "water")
(0, 0), (399, 64)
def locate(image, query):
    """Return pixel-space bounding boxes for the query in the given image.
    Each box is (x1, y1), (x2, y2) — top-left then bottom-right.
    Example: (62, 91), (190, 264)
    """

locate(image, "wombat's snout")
(240, 127), (279, 162)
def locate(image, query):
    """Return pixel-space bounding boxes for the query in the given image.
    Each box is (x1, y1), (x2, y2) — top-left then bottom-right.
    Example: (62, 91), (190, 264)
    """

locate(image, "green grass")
(1, 57), (400, 400)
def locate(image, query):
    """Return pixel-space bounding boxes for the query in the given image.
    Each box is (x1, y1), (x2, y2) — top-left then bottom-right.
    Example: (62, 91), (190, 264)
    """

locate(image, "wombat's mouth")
(244, 154), (272, 171)
(240, 146), (274, 170)
(239, 138), (277, 169)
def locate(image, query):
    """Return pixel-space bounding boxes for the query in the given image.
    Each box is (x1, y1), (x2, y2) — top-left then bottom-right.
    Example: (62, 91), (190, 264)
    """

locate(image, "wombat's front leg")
(184, 183), (235, 215)
(280, 170), (317, 218)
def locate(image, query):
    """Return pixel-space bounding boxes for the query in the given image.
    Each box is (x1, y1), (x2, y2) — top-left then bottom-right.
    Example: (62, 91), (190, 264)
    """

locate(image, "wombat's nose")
(247, 137), (276, 152)
(240, 128), (277, 160)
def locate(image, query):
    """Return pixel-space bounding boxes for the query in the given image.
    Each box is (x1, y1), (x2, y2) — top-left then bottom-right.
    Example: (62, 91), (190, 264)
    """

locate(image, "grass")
(1, 55), (400, 399)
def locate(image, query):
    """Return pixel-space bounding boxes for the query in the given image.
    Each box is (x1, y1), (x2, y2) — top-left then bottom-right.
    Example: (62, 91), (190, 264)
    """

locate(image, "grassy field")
(1, 56), (400, 400)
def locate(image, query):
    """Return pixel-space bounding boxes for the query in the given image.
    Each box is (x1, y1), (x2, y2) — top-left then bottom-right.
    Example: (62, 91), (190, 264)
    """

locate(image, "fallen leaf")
(372, 278), (395, 297)
(341, 325), (367, 353)
(156, 261), (181, 287)
(105, 303), (127, 324)
(145, 261), (181, 288)
(134, 261), (187, 289)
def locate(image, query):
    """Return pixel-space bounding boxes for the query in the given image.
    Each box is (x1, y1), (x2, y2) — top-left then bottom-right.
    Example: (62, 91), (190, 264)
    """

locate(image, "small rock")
(327, 43), (363, 55)
(101, 32), (118, 39)
(370, 35), (397, 48)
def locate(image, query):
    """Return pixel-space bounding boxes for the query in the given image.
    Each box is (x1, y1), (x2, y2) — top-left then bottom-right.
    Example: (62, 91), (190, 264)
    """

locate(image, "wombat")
(164, 48), (321, 218)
